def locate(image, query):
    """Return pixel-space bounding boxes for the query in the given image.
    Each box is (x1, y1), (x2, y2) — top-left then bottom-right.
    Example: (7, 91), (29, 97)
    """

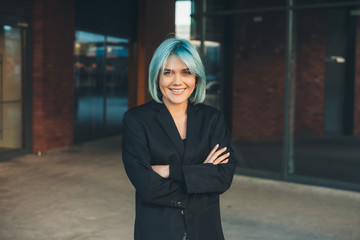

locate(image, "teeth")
(171, 89), (184, 92)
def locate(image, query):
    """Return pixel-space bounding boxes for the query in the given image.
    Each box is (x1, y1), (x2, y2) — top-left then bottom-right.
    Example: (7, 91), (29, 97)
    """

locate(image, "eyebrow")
(164, 68), (190, 71)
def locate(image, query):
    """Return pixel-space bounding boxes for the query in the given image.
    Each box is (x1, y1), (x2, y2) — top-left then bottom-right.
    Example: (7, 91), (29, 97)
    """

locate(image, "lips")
(169, 88), (186, 95)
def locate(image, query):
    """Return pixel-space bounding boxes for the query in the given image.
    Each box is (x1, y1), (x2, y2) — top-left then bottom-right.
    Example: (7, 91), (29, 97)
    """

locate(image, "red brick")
(32, 0), (75, 153)
(354, 17), (360, 135)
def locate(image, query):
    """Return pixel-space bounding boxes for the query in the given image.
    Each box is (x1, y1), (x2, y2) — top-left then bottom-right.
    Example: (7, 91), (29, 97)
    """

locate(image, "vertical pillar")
(354, 16), (360, 135)
(282, 0), (296, 178)
(129, 0), (175, 108)
(32, 0), (75, 152)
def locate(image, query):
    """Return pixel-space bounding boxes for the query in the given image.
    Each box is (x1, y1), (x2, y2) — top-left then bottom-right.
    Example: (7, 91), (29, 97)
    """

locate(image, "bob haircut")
(148, 38), (206, 104)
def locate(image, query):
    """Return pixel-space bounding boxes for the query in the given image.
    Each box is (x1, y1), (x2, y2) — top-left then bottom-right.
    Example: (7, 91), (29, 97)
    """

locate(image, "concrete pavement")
(0, 135), (359, 240)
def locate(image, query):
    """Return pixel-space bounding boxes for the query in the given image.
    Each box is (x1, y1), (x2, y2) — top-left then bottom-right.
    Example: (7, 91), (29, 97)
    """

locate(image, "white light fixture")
(3, 25), (12, 31)
(330, 56), (345, 63)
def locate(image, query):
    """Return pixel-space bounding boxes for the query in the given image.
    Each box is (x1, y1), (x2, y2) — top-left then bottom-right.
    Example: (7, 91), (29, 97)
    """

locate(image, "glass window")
(295, 0), (360, 5)
(105, 36), (129, 133)
(176, 0), (192, 39)
(192, 0), (360, 187)
(191, 7), (286, 174)
(74, 31), (105, 141)
(74, 31), (129, 142)
(205, 0), (226, 13)
(0, 25), (23, 151)
(292, 7), (360, 184)
(204, 0), (285, 13)
(230, 0), (286, 10)
(231, 12), (286, 174)
(190, 14), (224, 109)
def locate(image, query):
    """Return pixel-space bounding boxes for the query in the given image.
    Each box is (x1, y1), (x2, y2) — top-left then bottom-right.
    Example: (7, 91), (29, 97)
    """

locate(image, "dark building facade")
(0, 0), (359, 191)
(189, 0), (360, 190)
(0, 0), (172, 154)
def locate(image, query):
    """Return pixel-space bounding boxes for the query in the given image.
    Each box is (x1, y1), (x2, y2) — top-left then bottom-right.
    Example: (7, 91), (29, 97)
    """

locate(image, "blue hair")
(148, 38), (206, 104)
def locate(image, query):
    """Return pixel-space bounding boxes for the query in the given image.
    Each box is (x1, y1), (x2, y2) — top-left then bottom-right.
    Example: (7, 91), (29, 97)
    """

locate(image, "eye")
(183, 71), (192, 75)
(163, 71), (172, 76)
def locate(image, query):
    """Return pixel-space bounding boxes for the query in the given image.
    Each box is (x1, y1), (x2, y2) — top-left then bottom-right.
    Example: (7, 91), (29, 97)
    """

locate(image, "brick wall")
(354, 16), (360, 136)
(231, 10), (328, 140)
(294, 10), (326, 137)
(232, 13), (286, 140)
(32, 0), (75, 152)
(132, 0), (175, 107)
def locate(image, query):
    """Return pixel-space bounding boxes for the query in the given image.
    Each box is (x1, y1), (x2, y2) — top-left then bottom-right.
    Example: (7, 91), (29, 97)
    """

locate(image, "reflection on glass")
(233, 0), (285, 9)
(74, 31), (129, 142)
(191, 40), (222, 109)
(231, 12), (286, 174)
(74, 31), (105, 141)
(205, 0), (285, 12)
(191, 5), (286, 174)
(293, 8), (360, 184)
(105, 36), (129, 133)
(0, 25), (23, 152)
(295, 0), (357, 5)
(193, 0), (360, 186)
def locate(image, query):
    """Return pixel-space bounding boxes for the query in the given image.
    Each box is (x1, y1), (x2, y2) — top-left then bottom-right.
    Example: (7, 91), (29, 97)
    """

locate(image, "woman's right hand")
(203, 144), (230, 165)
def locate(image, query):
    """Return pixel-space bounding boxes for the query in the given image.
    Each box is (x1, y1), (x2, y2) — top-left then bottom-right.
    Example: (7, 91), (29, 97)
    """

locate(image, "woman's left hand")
(203, 144), (230, 165)
(151, 165), (170, 178)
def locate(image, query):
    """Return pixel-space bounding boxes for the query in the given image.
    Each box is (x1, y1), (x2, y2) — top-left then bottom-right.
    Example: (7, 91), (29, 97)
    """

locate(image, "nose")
(173, 73), (182, 85)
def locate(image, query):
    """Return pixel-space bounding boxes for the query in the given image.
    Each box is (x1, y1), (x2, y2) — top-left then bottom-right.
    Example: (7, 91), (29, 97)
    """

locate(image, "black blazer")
(122, 100), (237, 240)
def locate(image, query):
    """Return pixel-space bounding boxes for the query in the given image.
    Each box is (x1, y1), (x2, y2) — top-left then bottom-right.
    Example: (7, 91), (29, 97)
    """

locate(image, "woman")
(122, 38), (237, 240)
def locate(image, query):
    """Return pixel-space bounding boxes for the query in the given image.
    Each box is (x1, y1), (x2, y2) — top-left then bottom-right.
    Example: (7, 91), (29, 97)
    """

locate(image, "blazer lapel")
(152, 101), (185, 158)
(183, 102), (202, 165)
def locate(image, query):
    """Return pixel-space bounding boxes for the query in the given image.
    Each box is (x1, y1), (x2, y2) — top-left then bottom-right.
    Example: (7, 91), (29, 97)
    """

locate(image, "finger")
(209, 147), (227, 163)
(220, 159), (229, 164)
(213, 152), (230, 165)
(204, 144), (219, 163)
(209, 148), (227, 163)
(208, 144), (219, 159)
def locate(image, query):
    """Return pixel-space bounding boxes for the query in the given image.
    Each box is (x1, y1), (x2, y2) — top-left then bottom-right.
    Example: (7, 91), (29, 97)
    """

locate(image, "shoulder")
(124, 100), (161, 117)
(193, 103), (223, 119)
(123, 100), (161, 123)
(124, 101), (151, 117)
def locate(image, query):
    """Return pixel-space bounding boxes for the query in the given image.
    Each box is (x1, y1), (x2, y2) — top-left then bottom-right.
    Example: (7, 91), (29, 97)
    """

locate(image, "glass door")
(0, 24), (23, 152)
(74, 30), (129, 142)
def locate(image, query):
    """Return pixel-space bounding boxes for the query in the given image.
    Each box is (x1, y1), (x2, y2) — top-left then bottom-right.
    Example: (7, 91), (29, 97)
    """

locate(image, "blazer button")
(177, 201), (181, 207)
(181, 210), (184, 215)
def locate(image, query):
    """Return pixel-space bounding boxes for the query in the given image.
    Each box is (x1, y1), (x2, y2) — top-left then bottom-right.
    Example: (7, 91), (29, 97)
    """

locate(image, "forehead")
(164, 55), (188, 69)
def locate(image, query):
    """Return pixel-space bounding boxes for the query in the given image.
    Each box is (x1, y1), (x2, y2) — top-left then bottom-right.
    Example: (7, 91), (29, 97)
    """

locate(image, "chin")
(169, 99), (188, 105)
(165, 96), (190, 105)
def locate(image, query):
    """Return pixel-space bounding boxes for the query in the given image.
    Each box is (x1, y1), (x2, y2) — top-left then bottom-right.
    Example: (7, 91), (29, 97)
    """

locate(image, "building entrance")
(74, 31), (129, 142)
(0, 24), (23, 153)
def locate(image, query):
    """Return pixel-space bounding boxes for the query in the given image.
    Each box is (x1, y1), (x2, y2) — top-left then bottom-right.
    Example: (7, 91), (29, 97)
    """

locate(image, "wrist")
(164, 165), (170, 178)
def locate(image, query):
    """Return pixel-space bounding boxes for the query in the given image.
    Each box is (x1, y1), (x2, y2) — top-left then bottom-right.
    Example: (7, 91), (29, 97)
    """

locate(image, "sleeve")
(122, 111), (188, 209)
(169, 164), (185, 183)
(181, 111), (237, 194)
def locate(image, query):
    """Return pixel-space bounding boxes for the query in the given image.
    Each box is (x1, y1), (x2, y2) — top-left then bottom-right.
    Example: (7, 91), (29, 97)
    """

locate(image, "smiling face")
(159, 55), (196, 108)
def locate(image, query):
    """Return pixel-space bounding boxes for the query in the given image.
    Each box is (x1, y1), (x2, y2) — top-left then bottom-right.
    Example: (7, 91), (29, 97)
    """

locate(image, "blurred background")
(0, 0), (359, 191)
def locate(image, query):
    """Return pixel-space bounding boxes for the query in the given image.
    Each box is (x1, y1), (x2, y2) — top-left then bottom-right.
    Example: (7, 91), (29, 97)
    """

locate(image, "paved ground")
(0, 135), (359, 240)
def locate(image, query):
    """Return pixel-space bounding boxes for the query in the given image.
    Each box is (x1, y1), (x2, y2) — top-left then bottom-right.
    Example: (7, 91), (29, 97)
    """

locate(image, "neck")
(163, 100), (188, 117)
